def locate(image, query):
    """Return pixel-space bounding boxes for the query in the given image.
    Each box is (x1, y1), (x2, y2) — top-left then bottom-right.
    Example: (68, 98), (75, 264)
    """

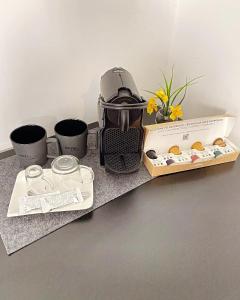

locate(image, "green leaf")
(170, 75), (203, 105)
(165, 66), (174, 112)
(177, 78), (188, 105)
(162, 71), (169, 97)
(168, 66), (174, 97)
(170, 83), (191, 105)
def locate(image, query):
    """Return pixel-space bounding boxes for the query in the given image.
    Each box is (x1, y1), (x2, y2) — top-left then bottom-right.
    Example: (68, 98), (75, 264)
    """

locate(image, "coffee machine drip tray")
(105, 153), (141, 173)
(102, 128), (143, 173)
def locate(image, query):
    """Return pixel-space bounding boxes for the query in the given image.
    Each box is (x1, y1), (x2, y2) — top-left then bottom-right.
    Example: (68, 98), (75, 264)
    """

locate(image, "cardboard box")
(143, 115), (239, 177)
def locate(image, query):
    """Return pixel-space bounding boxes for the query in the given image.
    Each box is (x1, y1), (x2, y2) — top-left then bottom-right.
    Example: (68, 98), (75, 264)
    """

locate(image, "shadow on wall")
(81, 78), (99, 122)
(184, 100), (240, 143)
(184, 101), (226, 119)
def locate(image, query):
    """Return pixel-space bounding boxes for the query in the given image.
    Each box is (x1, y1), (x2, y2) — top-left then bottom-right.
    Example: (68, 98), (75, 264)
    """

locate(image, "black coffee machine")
(98, 67), (147, 173)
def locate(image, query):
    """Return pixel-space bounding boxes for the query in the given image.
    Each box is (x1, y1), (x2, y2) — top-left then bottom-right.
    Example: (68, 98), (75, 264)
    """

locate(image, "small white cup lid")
(51, 155), (79, 175)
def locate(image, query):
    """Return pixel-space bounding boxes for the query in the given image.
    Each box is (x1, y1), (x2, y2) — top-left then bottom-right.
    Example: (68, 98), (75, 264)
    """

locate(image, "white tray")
(7, 168), (94, 217)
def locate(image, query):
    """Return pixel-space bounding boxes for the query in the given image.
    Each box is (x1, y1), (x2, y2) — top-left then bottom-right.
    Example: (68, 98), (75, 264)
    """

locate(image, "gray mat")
(0, 150), (152, 254)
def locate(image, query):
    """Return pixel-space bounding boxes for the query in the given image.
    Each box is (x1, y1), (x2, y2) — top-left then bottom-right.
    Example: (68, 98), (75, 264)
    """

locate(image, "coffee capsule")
(214, 149), (223, 158)
(169, 145), (182, 155)
(146, 150), (158, 159)
(191, 154), (200, 163)
(166, 158), (175, 165)
(213, 138), (226, 147)
(191, 141), (205, 151)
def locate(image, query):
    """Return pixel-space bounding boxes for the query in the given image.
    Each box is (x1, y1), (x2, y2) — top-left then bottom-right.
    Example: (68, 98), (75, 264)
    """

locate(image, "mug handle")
(46, 137), (61, 158)
(88, 128), (99, 150)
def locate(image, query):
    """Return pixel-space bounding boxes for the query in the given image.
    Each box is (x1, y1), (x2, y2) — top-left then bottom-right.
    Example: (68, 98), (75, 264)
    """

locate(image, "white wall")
(170, 0), (240, 143)
(1, 0), (239, 151)
(0, 0), (177, 151)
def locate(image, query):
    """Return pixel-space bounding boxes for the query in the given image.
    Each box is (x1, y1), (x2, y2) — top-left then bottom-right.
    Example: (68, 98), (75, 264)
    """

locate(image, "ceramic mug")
(10, 125), (60, 168)
(54, 119), (95, 159)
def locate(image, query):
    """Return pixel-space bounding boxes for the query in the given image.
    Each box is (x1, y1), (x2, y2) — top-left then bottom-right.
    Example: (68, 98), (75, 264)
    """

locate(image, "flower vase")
(155, 109), (182, 124)
(155, 110), (171, 124)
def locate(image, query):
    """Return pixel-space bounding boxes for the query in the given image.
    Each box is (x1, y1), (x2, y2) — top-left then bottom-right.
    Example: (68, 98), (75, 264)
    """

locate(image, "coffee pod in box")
(146, 150), (158, 159)
(169, 145), (182, 155)
(214, 149), (223, 158)
(191, 154), (200, 163)
(191, 141), (205, 151)
(166, 158), (175, 165)
(213, 138), (226, 147)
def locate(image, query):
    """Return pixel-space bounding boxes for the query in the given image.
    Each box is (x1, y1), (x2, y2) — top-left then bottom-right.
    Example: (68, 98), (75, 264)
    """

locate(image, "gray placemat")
(0, 150), (152, 254)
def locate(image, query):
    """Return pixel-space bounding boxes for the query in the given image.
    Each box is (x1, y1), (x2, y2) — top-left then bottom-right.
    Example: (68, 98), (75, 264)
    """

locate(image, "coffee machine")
(98, 67), (147, 173)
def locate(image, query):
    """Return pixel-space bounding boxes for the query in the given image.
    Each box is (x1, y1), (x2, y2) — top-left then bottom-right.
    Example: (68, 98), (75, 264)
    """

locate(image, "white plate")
(7, 168), (94, 217)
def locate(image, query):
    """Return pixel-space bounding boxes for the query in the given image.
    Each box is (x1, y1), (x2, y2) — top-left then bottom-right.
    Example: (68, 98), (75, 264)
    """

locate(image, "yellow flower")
(161, 94), (168, 103)
(155, 89), (165, 98)
(169, 105), (183, 121)
(155, 88), (168, 103)
(147, 98), (158, 115)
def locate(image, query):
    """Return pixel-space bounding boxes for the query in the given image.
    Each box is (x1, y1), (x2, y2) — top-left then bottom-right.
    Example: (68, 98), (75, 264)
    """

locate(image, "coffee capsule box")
(143, 115), (239, 177)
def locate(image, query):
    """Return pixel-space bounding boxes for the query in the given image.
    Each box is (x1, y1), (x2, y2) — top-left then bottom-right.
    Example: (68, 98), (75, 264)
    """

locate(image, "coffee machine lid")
(100, 67), (143, 103)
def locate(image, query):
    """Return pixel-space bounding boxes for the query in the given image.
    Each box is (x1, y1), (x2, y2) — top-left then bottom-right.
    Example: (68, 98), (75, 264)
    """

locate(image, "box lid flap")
(144, 114), (236, 153)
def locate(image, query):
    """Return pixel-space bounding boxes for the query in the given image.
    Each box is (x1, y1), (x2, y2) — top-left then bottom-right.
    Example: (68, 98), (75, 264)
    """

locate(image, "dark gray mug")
(54, 119), (89, 159)
(10, 125), (60, 168)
